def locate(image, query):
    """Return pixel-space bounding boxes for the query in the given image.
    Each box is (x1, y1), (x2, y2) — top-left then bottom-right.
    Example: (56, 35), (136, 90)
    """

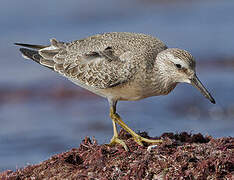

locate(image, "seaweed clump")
(1, 131), (233, 179)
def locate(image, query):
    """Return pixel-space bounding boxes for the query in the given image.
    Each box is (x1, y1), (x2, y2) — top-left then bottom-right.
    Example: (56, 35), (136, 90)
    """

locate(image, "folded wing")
(16, 39), (135, 89)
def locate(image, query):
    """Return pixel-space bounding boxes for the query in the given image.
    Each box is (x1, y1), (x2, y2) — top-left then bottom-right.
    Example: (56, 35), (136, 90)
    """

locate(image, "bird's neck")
(150, 65), (178, 95)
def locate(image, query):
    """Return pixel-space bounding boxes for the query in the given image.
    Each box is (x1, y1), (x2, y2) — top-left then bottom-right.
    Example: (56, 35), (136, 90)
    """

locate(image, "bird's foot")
(133, 134), (163, 146)
(109, 106), (162, 150)
(109, 136), (129, 151)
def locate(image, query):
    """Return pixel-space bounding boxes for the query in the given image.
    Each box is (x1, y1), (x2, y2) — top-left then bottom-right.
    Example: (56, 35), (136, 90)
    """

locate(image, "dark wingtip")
(208, 93), (216, 104)
(14, 42), (22, 46)
(14, 43), (31, 47)
(14, 42), (47, 49)
(210, 98), (216, 104)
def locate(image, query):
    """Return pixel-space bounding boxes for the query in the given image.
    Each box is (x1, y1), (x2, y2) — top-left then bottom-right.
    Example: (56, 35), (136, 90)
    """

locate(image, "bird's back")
(68, 32), (167, 56)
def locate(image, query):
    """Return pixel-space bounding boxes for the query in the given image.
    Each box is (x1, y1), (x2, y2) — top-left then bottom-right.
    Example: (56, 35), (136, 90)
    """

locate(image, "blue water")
(0, 0), (234, 171)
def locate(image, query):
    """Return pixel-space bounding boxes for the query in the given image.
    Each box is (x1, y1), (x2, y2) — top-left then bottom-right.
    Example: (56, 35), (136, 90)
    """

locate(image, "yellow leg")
(110, 107), (162, 146)
(109, 119), (129, 151)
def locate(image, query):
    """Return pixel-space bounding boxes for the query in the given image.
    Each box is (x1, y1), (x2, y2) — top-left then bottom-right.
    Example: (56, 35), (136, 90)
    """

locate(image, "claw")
(133, 134), (162, 146)
(133, 136), (144, 146)
(109, 136), (129, 151)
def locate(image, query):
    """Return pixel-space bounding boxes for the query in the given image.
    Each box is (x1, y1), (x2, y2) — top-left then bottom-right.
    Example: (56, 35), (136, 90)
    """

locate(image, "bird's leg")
(110, 107), (163, 146)
(108, 101), (129, 151)
(112, 118), (118, 138)
(109, 118), (128, 151)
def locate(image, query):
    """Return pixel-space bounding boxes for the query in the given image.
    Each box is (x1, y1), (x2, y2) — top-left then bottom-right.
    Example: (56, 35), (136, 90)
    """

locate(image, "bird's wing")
(17, 39), (136, 89)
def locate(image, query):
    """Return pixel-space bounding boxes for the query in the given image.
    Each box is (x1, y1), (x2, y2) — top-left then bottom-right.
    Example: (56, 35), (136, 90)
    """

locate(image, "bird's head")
(156, 48), (215, 104)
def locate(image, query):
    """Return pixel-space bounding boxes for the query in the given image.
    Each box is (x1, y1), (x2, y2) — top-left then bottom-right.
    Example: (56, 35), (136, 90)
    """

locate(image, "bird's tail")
(18, 48), (42, 64)
(14, 42), (49, 65)
(15, 39), (64, 71)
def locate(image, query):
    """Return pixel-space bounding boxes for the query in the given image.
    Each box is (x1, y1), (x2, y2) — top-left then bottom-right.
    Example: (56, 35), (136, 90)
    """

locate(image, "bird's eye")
(175, 64), (182, 69)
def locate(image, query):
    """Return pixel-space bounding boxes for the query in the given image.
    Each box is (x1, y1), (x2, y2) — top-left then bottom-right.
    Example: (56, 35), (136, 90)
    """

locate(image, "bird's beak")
(190, 75), (215, 104)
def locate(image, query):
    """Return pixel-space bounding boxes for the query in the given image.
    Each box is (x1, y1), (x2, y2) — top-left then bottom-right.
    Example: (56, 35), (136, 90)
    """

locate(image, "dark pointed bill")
(190, 75), (216, 104)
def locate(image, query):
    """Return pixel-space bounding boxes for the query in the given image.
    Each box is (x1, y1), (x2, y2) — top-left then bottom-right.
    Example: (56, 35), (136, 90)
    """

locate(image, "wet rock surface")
(1, 131), (233, 179)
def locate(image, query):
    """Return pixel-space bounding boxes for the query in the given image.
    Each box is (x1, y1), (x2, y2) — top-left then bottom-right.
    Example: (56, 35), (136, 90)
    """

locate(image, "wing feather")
(60, 47), (134, 88)
(17, 38), (136, 89)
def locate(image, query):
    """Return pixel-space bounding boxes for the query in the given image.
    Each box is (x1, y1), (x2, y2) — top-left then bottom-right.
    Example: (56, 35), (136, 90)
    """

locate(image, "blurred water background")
(0, 0), (234, 171)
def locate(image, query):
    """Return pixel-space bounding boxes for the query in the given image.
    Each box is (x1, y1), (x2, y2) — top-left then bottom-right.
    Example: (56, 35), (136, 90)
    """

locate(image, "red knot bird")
(15, 32), (215, 151)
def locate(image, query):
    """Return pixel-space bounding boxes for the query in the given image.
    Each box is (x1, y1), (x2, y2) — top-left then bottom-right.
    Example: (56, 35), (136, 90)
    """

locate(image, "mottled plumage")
(15, 32), (215, 150)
